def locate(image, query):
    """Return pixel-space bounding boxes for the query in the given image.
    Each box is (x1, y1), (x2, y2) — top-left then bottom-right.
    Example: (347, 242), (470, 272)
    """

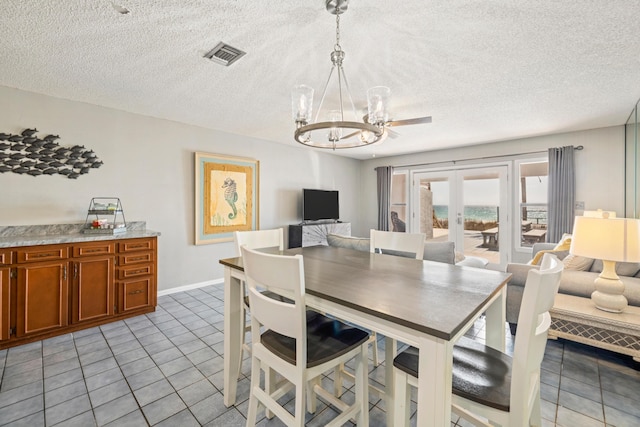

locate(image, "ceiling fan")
(362, 114), (432, 139)
(338, 113), (432, 141)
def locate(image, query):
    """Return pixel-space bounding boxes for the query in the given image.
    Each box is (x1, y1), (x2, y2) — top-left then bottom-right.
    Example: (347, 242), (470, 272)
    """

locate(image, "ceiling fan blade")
(340, 130), (361, 140)
(387, 116), (432, 127)
(386, 128), (401, 139)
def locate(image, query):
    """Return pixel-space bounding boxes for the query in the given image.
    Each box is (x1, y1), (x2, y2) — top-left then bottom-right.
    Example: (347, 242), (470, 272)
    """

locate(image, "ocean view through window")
(518, 159), (549, 247)
(433, 205), (548, 226)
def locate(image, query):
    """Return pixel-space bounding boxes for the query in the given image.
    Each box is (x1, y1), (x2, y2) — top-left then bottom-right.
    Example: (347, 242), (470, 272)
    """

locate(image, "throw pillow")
(423, 241), (455, 264)
(326, 234), (370, 252)
(530, 233), (572, 265)
(562, 254), (594, 271)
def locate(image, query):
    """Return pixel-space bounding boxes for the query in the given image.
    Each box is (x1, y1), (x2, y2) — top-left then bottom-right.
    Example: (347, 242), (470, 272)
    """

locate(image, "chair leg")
(385, 336), (397, 425)
(333, 364), (344, 397)
(530, 391), (542, 426)
(393, 369), (411, 427)
(294, 376), (306, 427)
(246, 356), (261, 427)
(355, 343), (369, 426)
(371, 332), (379, 366)
(307, 376), (320, 414)
(237, 306), (247, 380)
(265, 367), (275, 419)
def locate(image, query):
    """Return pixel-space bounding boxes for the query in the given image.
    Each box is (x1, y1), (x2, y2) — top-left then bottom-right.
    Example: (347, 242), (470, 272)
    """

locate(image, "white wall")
(1, 86), (627, 285)
(0, 87), (361, 291)
(357, 126), (625, 262)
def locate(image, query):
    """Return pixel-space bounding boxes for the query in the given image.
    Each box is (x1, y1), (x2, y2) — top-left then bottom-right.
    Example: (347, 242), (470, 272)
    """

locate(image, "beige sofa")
(506, 242), (640, 334)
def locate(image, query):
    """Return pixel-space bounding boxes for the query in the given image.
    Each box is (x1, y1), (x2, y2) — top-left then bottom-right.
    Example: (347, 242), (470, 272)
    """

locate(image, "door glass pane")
(418, 177), (449, 241)
(462, 172), (500, 264)
(390, 172), (407, 232)
(519, 161), (548, 247)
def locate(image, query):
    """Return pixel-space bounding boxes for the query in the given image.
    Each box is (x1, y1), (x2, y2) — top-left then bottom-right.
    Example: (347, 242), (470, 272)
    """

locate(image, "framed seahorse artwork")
(195, 152), (259, 245)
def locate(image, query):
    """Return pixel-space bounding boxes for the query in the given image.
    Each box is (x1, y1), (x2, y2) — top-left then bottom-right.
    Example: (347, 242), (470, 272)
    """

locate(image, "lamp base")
(591, 260), (627, 313)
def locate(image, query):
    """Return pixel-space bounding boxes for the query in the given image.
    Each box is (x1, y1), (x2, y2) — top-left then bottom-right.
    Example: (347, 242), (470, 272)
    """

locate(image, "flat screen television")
(303, 189), (339, 222)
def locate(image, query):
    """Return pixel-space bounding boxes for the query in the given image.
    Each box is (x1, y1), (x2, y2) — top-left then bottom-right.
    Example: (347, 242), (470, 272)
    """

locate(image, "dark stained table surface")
(220, 245), (511, 340)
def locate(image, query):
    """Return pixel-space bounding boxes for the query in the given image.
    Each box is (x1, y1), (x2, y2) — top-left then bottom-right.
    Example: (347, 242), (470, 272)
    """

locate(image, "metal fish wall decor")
(0, 129), (103, 179)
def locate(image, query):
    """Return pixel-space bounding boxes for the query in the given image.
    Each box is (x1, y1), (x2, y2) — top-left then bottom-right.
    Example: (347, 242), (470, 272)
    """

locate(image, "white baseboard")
(157, 278), (224, 296)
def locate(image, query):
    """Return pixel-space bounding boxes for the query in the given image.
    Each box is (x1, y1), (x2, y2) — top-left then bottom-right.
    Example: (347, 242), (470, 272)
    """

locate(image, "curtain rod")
(374, 145), (583, 170)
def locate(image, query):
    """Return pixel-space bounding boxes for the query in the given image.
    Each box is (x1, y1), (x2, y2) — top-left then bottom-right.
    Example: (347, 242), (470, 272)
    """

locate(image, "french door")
(411, 166), (509, 268)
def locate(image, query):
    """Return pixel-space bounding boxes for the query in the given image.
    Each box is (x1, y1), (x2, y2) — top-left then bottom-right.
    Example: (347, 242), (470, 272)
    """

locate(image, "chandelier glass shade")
(292, 0), (388, 150)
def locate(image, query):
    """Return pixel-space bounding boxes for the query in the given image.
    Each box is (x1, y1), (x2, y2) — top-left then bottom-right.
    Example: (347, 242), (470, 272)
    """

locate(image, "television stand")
(289, 222), (351, 248)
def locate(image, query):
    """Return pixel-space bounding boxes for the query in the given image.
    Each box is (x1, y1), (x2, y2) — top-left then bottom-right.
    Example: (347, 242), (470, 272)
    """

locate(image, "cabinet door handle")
(130, 269), (146, 275)
(63, 265), (67, 280)
(128, 289), (144, 295)
(33, 252), (56, 258)
(129, 256), (147, 262)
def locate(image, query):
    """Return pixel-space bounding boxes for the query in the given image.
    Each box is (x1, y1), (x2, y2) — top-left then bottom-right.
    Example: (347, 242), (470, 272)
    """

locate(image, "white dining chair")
(242, 246), (370, 427)
(392, 253), (563, 426)
(233, 229), (284, 375)
(369, 229), (426, 260)
(368, 229), (426, 366)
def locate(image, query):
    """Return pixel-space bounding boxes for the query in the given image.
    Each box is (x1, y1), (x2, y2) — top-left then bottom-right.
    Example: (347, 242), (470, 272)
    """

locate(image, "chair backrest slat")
(370, 229), (426, 260)
(234, 228), (284, 257)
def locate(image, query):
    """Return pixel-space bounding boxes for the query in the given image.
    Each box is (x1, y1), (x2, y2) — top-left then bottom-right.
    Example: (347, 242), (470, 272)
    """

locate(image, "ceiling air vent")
(204, 42), (246, 66)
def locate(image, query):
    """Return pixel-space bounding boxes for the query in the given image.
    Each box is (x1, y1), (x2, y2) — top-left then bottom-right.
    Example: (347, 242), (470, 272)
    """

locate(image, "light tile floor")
(0, 284), (639, 426)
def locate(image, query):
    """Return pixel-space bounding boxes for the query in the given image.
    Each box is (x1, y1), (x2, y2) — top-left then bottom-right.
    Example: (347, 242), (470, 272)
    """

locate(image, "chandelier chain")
(335, 13), (341, 51)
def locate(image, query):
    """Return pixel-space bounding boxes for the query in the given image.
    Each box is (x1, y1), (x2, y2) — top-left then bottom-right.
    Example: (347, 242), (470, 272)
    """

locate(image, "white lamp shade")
(570, 216), (640, 262)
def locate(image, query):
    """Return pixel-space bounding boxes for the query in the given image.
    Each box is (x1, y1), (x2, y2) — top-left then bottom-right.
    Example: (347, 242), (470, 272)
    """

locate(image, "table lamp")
(570, 211), (640, 313)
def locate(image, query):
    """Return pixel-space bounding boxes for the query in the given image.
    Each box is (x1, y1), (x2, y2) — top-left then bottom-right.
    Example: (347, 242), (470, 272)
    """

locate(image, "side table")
(549, 293), (640, 362)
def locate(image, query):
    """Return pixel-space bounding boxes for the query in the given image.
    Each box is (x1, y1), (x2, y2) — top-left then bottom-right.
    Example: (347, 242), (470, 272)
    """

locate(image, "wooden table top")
(220, 245), (511, 341)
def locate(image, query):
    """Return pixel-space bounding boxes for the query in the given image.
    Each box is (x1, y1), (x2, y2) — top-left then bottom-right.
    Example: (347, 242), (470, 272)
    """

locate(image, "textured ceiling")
(2, 1), (639, 160)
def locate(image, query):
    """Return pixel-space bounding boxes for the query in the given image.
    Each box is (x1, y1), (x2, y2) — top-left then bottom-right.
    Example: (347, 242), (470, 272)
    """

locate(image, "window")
(518, 159), (548, 248)
(390, 170), (408, 232)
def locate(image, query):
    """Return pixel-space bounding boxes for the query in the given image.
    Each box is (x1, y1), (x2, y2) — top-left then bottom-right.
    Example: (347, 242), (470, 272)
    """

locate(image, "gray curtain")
(376, 166), (393, 231)
(547, 146), (575, 242)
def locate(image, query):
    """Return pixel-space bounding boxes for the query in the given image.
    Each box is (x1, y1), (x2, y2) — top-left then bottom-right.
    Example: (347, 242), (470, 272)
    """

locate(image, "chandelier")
(291, 0), (389, 150)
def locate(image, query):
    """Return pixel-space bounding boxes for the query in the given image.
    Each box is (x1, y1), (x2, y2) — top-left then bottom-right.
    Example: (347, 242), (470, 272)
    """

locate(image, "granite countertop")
(0, 222), (161, 248)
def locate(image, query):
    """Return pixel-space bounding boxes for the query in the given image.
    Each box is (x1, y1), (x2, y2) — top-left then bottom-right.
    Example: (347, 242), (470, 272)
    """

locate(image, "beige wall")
(0, 86), (362, 292)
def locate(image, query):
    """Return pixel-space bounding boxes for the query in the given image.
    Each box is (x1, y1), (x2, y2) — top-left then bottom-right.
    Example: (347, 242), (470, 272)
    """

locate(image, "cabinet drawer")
(73, 242), (116, 258)
(16, 245), (69, 263)
(118, 251), (153, 266)
(118, 263), (154, 280)
(0, 249), (12, 266)
(119, 238), (155, 253)
(119, 277), (153, 313)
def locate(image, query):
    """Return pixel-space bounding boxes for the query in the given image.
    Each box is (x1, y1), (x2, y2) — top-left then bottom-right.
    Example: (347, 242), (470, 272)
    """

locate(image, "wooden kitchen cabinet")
(71, 241), (115, 324)
(0, 236), (157, 349)
(0, 248), (11, 341)
(0, 267), (9, 341)
(117, 237), (156, 314)
(16, 260), (69, 337)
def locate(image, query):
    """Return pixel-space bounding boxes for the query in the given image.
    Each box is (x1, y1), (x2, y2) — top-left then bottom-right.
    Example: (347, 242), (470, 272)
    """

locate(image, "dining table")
(219, 245), (511, 426)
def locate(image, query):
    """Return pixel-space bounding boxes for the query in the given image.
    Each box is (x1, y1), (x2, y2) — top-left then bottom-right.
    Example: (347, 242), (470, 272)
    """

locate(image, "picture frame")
(195, 152), (259, 245)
